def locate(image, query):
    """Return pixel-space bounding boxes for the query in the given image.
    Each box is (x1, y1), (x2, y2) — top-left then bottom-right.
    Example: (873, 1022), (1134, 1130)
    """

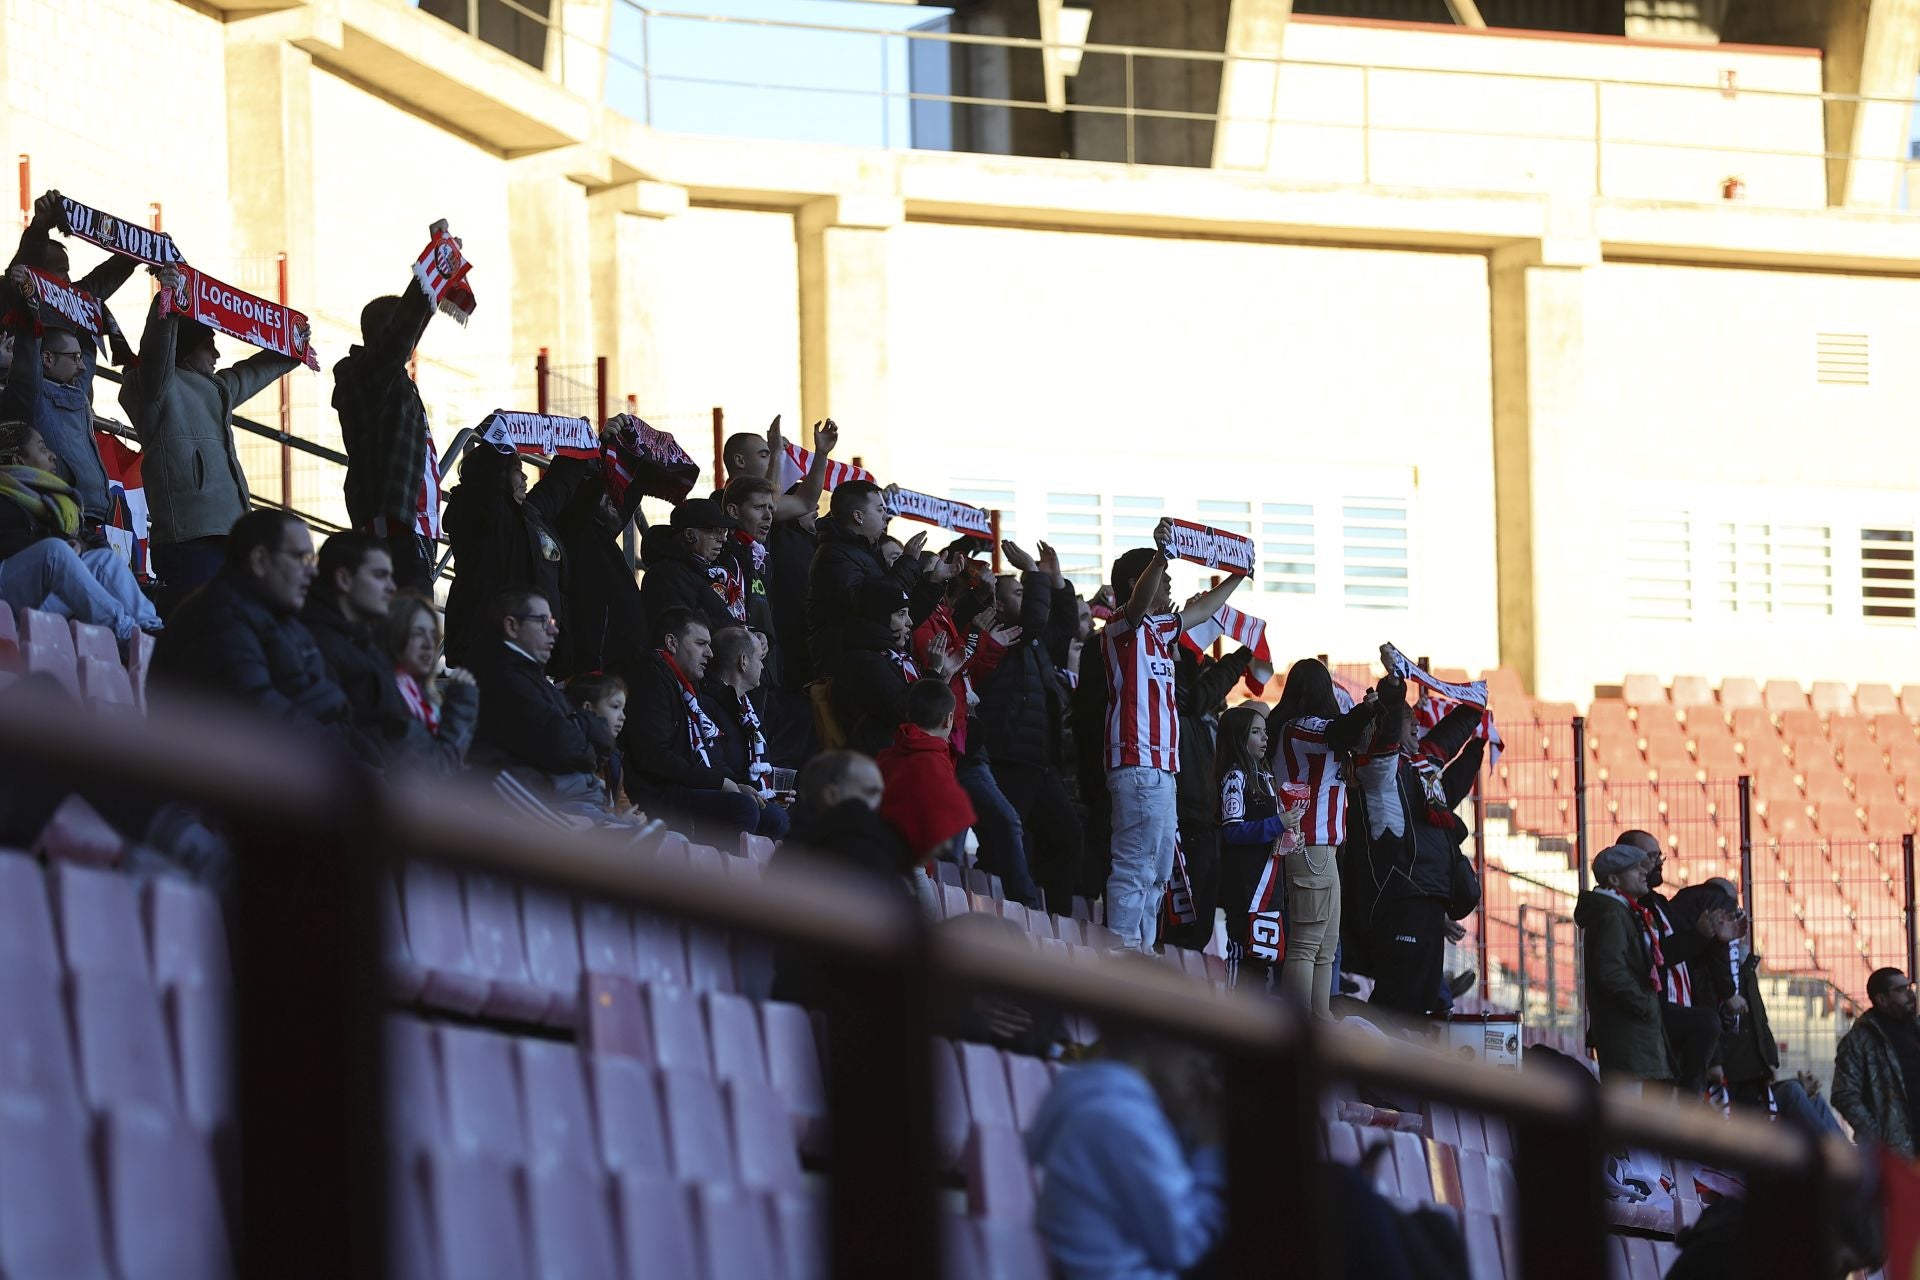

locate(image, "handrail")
(90, 362), (349, 468)
(0, 681), (1866, 1280)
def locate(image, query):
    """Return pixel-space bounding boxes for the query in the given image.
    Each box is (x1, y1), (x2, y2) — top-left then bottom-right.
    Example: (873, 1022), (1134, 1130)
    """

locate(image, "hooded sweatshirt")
(1023, 1059), (1226, 1280)
(875, 723), (976, 862)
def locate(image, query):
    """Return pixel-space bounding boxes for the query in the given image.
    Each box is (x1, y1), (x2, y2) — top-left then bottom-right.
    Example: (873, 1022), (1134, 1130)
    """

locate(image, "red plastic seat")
(1005, 1052), (1053, 1132)
(36, 796), (126, 870)
(101, 1106), (234, 1280)
(22, 642), (79, 698)
(632, 912), (689, 987)
(771, 1189), (829, 1280)
(645, 981), (713, 1074)
(125, 630), (153, 713)
(18, 608), (75, 660)
(439, 1024), (528, 1162)
(0, 849), (60, 973)
(71, 620), (117, 668)
(577, 899), (637, 977)
(741, 832), (776, 862)
(580, 971), (651, 1062)
(965, 1123), (1036, 1218)
(72, 972), (178, 1115)
(399, 862), (488, 1015)
(660, 1068), (736, 1184)
(586, 1055), (671, 1178)
(761, 1000), (828, 1153)
(165, 984), (233, 1133)
(689, 1182), (781, 1279)
(380, 873), (425, 1003)
(0, 600), (18, 671)
(0, 967), (83, 1118)
(515, 1038), (599, 1173)
(384, 1017), (444, 1154)
(685, 926), (736, 993)
(956, 1040), (1019, 1131)
(144, 878), (230, 992)
(726, 1078), (805, 1192)
(525, 1161), (620, 1277)
(705, 990), (770, 1086)
(931, 1038), (971, 1169)
(461, 872), (549, 1023)
(973, 1216), (1051, 1280)
(612, 1171), (700, 1276)
(519, 886), (581, 1027)
(424, 1148), (529, 1280)
(78, 657), (136, 713)
(1462, 1208), (1507, 1279)
(0, 1092), (112, 1280)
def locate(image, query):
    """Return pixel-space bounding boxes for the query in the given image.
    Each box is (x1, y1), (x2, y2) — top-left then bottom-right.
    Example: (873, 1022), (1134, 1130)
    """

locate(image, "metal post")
(1573, 716), (1590, 888)
(711, 406), (726, 483)
(149, 201), (163, 233)
(1513, 1100), (1609, 1280)
(990, 510), (1003, 572)
(1544, 916), (1558, 1038)
(1361, 66), (1372, 185)
(1739, 775), (1755, 927)
(535, 348), (550, 415)
(277, 253), (293, 509)
(1226, 1027), (1331, 1280)
(641, 8), (654, 125)
(1903, 833), (1916, 982)
(1124, 51), (1135, 166)
(17, 154), (28, 228)
(231, 768), (387, 1278)
(1473, 771), (1489, 987)
(466, 0), (479, 38)
(880, 31), (891, 150)
(594, 355), (608, 428)
(1516, 901), (1530, 1017)
(1593, 80), (1604, 196)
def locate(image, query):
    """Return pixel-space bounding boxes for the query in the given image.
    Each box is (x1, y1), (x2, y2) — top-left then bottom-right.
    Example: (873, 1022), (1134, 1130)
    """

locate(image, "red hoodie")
(876, 723), (977, 864)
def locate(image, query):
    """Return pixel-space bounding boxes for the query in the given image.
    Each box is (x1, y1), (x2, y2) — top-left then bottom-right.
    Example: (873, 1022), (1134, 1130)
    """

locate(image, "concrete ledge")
(1596, 197), (1920, 272)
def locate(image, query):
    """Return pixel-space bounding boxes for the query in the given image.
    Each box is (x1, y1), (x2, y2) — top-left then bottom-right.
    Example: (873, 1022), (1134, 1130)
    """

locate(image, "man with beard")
(1619, 829), (1740, 1095)
(1833, 967), (1920, 1156)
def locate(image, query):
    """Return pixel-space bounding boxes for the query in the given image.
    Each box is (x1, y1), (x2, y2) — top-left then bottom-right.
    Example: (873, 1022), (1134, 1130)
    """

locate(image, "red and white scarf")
(887, 648), (921, 684)
(1384, 642), (1505, 767)
(1597, 887), (1665, 991)
(1645, 898), (1693, 1007)
(732, 529), (768, 578)
(395, 669), (438, 734)
(659, 650), (718, 766)
(776, 441), (871, 492)
(158, 267), (319, 371)
(55, 196), (183, 266)
(13, 266), (123, 353)
(712, 559), (748, 623)
(1246, 781), (1308, 958)
(1180, 604), (1272, 694)
(885, 485), (992, 537)
(413, 227), (476, 325)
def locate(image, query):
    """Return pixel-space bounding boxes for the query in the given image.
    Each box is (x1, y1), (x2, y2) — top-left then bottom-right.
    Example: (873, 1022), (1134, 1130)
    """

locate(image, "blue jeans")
(958, 758), (1036, 907)
(1105, 766), (1178, 951)
(151, 536), (227, 593)
(664, 786), (788, 844)
(0, 539), (160, 640)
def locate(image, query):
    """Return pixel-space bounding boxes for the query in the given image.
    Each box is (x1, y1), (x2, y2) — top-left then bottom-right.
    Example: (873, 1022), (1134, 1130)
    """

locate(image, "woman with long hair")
(1214, 702), (1299, 988)
(0, 419), (161, 642)
(1266, 657), (1379, 1017)
(382, 589), (477, 774)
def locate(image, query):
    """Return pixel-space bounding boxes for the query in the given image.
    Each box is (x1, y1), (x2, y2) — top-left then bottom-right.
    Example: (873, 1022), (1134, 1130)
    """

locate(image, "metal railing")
(425, 0), (1920, 206)
(0, 682), (1867, 1279)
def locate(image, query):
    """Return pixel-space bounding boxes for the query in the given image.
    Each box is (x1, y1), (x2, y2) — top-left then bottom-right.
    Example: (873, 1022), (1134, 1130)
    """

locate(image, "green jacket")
(1832, 1014), (1916, 1156)
(1575, 890), (1676, 1081)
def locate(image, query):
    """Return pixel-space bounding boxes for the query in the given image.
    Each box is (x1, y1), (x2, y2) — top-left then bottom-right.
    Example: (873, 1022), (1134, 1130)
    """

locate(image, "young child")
(1214, 703), (1302, 987)
(876, 678), (977, 919)
(565, 673), (636, 818)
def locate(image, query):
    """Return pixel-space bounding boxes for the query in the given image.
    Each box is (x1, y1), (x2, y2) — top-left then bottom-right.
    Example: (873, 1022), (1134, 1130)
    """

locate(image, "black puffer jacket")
(466, 639), (598, 778)
(1174, 647), (1255, 826)
(766, 511), (816, 690)
(301, 595), (413, 762)
(830, 618), (915, 759)
(442, 445), (570, 672)
(807, 516), (920, 675)
(639, 540), (736, 635)
(152, 573), (352, 735)
(975, 571), (1079, 770)
(551, 459), (649, 680)
(619, 651), (731, 798)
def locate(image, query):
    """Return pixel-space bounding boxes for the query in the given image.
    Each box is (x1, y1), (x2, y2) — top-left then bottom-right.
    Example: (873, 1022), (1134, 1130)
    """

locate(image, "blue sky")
(604, 0), (953, 148)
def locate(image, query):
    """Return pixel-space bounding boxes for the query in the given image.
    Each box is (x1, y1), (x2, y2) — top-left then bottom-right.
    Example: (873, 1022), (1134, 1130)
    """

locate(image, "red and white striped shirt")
(1100, 612), (1182, 772)
(1278, 716), (1350, 846)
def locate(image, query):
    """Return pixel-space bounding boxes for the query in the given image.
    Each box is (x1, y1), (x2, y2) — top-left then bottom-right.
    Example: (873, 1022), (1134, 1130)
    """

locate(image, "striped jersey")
(1277, 716), (1350, 846)
(1100, 612), (1182, 771)
(1645, 897), (1693, 1008)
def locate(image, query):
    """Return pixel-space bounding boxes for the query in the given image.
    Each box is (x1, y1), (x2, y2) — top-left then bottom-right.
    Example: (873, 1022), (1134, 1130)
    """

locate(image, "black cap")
(670, 497), (739, 532)
(855, 579), (910, 620)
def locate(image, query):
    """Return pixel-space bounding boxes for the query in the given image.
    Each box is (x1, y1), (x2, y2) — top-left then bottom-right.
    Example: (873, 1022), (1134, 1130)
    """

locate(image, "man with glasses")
(3, 264), (115, 539)
(1833, 967), (1920, 1156)
(151, 510), (352, 735)
(467, 586), (604, 788)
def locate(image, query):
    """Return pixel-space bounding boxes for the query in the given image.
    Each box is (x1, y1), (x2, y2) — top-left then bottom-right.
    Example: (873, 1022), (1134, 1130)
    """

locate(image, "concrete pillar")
(1488, 236), (1598, 699)
(797, 194), (900, 476)
(589, 179), (687, 415)
(507, 153), (599, 391)
(1212, 0), (1294, 171)
(1722, 0), (1920, 209)
(222, 35), (317, 308)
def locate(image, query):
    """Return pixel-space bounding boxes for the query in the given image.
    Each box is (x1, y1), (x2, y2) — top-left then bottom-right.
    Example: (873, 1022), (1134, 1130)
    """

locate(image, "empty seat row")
(2, 853), (230, 988)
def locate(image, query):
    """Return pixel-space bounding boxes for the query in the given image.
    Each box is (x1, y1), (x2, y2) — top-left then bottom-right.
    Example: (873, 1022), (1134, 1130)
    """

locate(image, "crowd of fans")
(0, 194), (1903, 1278)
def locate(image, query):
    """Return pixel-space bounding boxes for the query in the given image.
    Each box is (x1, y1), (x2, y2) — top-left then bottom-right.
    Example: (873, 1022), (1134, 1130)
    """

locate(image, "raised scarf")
(413, 226), (477, 325)
(659, 650), (718, 766)
(395, 669), (439, 734)
(158, 267), (319, 370)
(11, 266), (123, 355)
(54, 196), (184, 266)
(0, 465), (81, 538)
(1598, 887), (1665, 991)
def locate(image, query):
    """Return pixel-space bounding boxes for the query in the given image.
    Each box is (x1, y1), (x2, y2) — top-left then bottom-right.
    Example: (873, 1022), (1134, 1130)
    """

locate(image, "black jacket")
(0, 487), (64, 562)
(442, 446), (570, 672)
(300, 595), (413, 760)
(698, 679), (758, 788)
(620, 652), (729, 795)
(549, 459), (648, 679)
(1174, 648), (1255, 826)
(830, 619), (915, 758)
(717, 535), (777, 680)
(331, 279), (434, 529)
(639, 542), (736, 636)
(975, 571), (1079, 770)
(771, 798), (917, 1009)
(765, 513), (815, 689)
(151, 573), (353, 735)
(807, 517), (920, 676)
(466, 639), (598, 777)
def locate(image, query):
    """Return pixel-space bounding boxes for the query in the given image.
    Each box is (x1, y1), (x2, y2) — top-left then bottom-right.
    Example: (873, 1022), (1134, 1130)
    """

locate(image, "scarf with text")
(395, 669), (439, 734)
(1383, 642), (1506, 766)
(1157, 518), (1256, 577)
(603, 414), (699, 505)
(1180, 604), (1272, 694)
(885, 485), (992, 537)
(159, 268), (319, 370)
(478, 410), (596, 458)
(1597, 887), (1665, 992)
(55, 196), (183, 266)
(1246, 781), (1309, 959)
(776, 441), (871, 492)
(412, 227), (476, 325)
(12, 267), (123, 354)
(659, 649), (719, 766)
